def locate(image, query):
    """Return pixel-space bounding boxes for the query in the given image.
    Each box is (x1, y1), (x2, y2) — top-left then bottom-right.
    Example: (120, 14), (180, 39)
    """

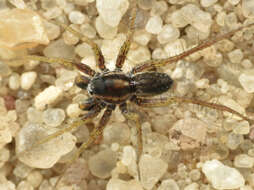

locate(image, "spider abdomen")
(132, 72), (173, 96)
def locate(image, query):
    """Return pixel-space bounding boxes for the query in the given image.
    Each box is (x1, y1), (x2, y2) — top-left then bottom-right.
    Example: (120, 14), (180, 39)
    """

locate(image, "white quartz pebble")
(239, 70), (254, 93)
(96, 0), (129, 27)
(234, 154), (254, 168)
(34, 85), (63, 110)
(139, 154), (168, 190)
(16, 122), (76, 168)
(21, 72), (37, 90)
(145, 15), (163, 34)
(107, 179), (143, 190)
(242, 0), (254, 18)
(202, 159), (245, 189)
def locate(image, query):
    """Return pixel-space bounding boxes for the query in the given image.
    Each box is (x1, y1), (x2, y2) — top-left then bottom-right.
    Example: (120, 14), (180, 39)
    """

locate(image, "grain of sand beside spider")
(2, 0), (254, 189)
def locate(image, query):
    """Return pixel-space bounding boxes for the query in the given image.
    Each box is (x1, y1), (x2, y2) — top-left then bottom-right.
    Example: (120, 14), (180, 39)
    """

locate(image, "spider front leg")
(115, 0), (137, 69)
(120, 103), (143, 158)
(7, 55), (96, 76)
(50, 19), (106, 71)
(131, 23), (254, 73)
(132, 96), (253, 124)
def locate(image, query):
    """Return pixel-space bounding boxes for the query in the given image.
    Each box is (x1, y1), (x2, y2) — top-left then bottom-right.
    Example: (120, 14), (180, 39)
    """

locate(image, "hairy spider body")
(77, 71), (173, 105)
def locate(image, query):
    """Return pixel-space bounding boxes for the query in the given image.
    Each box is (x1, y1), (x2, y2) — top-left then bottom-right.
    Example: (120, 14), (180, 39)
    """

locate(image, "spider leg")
(15, 105), (102, 160)
(132, 96), (253, 124)
(131, 23), (254, 73)
(71, 105), (115, 162)
(8, 55), (96, 76)
(50, 19), (106, 71)
(119, 103), (142, 158)
(115, 0), (137, 69)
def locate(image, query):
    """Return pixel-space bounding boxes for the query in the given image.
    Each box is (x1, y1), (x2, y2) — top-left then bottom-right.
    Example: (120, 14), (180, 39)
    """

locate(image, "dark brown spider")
(16, 0), (254, 168)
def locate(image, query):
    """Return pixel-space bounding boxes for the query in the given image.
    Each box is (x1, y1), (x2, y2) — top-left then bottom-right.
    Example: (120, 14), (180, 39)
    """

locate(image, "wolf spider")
(16, 0), (254, 180)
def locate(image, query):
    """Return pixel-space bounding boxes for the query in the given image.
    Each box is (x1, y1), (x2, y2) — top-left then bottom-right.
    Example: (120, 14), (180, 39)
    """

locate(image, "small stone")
(239, 70), (254, 93)
(17, 181), (34, 190)
(151, 1), (168, 16)
(103, 122), (130, 145)
(8, 0), (26, 9)
(228, 49), (243, 64)
(106, 179), (143, 190)
(138, 0), (155, 10)
(34, 85), (63, 110)
(226, 132), (244, 150)
(0, 147), (10, 167)
(0, 179), (15, 190)
(173, 118), (207, 143)
(216, 12), (226, 26)
(9, 73), (20, 90)
(95, 16), (118, 39)
(218, 96), (245, 120)
(27, 171), (43, 188)
(0, 61), (11, 77)
(43, 39), (75, 60)
(181, 4), (212, 33)
(200, 0), (218, 7)
(158, 179), (179, 190)
(16, 122), (76, 168)
(171, 10), (188, 28)
(66, 103), (82, 118)
(164, 39), (186, 57)
(96, 0), (129, 27)
(63, 30), (79, 45)
(69, 11), (86, 24)
(195, 78), (209, 89)
(157, 24), (180, 44)
(127, 46), (151, 64)
(234, 154), (254, 168)
(80, 23), (96, 39)
(241, 186), (253, 190)
(43, 21), (61, 41)
(13, 162), (32, 178)
(133, 30), (151, 46)
(241, 59), (253, 69)
(55, 69), (77, 91)
(242, 0), (254, 18)
(0, 9), (49, 48)
(228, 0), (240, 5)
(38, 180), (51, 190)
(43, 108), (65, 127)
(27, 107), (43, 123)
(233, 121), (250, 135)
(43, 7), (63, 19)
(58, 158), (89, 187)
(202, 159), (245, 189)
(189, 169), (201, 181)
(184, 183), (199, 190)
(0, 121), (12, 149)
(152, 48), (167, 59)
(20, 72), (37, 90)
(121, 146), (138, 179)
(75, 43), (94, 58)
(139, 154), (168, 190)
(88, 149), (117, 179)
(101, 33), (125, 63)
(145, 15), (163, 34)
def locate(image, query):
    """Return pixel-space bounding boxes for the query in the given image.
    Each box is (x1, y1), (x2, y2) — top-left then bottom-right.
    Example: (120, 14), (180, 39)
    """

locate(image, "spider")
(14, 0), (254, 183)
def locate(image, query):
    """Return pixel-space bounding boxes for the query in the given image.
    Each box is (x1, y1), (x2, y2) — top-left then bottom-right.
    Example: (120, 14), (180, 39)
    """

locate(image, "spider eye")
(75, 75), (90, 89)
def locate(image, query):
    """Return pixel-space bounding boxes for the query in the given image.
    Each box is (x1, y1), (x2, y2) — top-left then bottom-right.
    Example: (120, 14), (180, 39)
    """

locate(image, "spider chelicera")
(17, 1), (254, 166)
